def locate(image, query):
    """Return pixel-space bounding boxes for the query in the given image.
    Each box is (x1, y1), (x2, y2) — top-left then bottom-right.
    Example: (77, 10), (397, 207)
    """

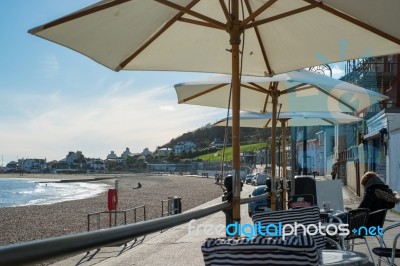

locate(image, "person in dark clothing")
(336, 171), (399, 223)
(358, 171), (399, 212)
(331, 159), (339, 180)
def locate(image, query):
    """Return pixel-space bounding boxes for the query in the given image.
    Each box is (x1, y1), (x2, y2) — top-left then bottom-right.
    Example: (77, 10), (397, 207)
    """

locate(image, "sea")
(0, 178), (110, 208)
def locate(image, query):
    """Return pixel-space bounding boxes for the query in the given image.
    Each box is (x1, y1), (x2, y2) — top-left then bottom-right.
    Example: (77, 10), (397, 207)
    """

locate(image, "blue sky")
(0, 0), (230, 164)
(0, 1), (345, 165)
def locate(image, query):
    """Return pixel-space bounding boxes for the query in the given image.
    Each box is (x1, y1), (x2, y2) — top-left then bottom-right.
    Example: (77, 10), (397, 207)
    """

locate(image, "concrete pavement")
(51, 179), (400, 266)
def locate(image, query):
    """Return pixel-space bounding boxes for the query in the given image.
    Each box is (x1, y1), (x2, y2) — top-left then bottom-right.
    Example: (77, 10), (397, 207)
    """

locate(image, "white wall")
(388, 127), (400, 213)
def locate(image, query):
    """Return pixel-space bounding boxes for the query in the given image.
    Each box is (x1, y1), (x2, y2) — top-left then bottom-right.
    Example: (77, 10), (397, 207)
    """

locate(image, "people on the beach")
(133, 182), (142, 189)
(358, 171), (399, 212)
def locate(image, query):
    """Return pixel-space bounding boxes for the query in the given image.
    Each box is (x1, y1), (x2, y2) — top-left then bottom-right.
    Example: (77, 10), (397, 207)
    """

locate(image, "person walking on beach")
(331, 159), (339, 180)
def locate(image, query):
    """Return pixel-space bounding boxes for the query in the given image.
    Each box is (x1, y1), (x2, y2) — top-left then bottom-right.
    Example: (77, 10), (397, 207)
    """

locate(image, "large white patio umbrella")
(213, 111), (362, 209)
(29, 0), (400, 224)
(213, 111), (362, 128)
(175, 69), (387, 209)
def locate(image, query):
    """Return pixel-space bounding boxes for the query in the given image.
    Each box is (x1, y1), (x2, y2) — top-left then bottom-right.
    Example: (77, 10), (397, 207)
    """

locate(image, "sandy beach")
(0, 173), (224, 248)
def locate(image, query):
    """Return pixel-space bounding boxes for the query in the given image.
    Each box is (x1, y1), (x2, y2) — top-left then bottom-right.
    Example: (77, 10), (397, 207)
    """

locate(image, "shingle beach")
(0, 174), (224, 246)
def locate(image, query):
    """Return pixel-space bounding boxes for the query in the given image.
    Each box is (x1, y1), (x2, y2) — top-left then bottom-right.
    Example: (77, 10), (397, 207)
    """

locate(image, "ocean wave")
(0, 180), (111, 208)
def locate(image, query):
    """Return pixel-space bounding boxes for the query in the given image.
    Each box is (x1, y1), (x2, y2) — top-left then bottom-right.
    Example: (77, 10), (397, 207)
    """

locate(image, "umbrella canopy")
(174, 69), (387, 210)
(29, 0), (400, 221)
(29, 0), (400, 76)
(213, 111), (362, 128)
(175, 69), (388, 114)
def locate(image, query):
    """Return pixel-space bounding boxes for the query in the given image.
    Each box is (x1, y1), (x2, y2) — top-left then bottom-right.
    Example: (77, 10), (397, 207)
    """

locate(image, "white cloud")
(0, 82), (225, 161)
(331, 64), (345, 79)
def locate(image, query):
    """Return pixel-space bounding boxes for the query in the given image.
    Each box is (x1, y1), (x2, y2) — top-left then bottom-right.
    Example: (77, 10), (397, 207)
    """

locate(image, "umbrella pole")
(230, 0), (241, 234)
(281, 120), (287, 210)
(271, 83), (278, 211)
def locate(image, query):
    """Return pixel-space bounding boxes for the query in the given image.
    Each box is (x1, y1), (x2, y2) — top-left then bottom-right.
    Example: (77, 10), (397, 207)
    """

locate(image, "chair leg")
(362, 238), (375, 265)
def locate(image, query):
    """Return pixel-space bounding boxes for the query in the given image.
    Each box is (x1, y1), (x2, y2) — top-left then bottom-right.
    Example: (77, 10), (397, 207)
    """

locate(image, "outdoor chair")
(201, 235), (319, 266)
(293, 176), (318, 205)
(252, 205), (341, 250)
(365, 209), (388, 244)
(372, 222), (400, 265)
(339, 208), (375, 262)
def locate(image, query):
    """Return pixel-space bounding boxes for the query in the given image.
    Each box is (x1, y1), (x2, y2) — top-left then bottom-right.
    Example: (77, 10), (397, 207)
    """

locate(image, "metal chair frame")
(340, 208), (375, 263)
(372, 222), (400, 266)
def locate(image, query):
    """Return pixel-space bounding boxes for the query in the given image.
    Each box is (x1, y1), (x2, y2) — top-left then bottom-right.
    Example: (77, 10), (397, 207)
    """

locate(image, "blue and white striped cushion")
(252, 206), (325, 250)
(201, 235), (318, 266)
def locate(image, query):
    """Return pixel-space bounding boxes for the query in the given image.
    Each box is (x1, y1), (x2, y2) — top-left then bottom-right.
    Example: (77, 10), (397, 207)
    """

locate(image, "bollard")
(168, 196), (182, 215)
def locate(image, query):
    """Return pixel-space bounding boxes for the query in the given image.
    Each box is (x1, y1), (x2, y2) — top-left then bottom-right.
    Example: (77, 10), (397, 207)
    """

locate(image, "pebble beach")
(0, 173), (224, 247)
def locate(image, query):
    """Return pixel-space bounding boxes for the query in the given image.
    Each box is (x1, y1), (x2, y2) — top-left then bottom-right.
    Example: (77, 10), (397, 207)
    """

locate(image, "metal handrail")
(0, 192), (274, 265)
(0, 201), (229, 265)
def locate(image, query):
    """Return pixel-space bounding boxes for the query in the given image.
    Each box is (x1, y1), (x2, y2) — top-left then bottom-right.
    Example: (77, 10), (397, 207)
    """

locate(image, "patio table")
(319, 249), (371, 265)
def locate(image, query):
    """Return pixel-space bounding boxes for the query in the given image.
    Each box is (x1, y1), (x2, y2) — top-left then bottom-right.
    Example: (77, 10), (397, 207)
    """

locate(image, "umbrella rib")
(249, 82), (273, 94)
(219, 0), (231, 24)
(282, 83), (314, 95)
(285, 83), (357, 112)
(179, 83), (228, 103)
(315, 85), (356, 112)
(262, 93), (270, 114)
(243, 83), (269, 94)
(303, 0), (400, 45)
(243, 0), (274, 75)
(179, 18), (224, 30)
(241, 0), (278, 26)
(245, 5), (317, 29)
(119, 0), (202, 70)
(321, 118), (335, 125)
(264, 119), (272, 128)
(155, 0), (226, 29)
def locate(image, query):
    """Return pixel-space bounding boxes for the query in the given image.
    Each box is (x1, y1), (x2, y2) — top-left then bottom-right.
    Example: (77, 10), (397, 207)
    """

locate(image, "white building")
(157, 148), (173, 157)
(174, 141), (196, 154)
(87, 159), (106, 172)
(65, 151), (84, 164)
(19, 158), (47, 172)
(121, 147), (134, 159)
(5, 161), (18, 172)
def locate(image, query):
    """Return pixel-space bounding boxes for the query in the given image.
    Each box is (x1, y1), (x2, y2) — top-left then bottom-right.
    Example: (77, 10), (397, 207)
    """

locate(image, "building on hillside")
(121, 147), (134, 159)
(157, 148), (173, 157)
(174, 141), (196, 154)
(209, 139), (225, 148)
(105, 151), (124, 163)
(141, 148), (152, 156)
(5, 161), (18, 172)
(65, 151), (84, 164)
(87, 158), (106, 173)
(107, 151), (118, 160)
(18, 158), (47, 172)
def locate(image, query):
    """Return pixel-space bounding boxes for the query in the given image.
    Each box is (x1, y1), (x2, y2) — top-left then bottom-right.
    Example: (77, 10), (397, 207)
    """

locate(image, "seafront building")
(256, 55), (400, 214)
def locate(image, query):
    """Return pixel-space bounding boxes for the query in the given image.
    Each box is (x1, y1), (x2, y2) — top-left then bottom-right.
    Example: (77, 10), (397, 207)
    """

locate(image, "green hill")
(161, 123), (274, 150)
(196, 142), (268, 162)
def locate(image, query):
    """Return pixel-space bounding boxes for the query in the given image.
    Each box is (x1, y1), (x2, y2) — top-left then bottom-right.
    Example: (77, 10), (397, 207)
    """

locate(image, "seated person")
(336, 171), (399, 222)
(359, 171), (399, 212)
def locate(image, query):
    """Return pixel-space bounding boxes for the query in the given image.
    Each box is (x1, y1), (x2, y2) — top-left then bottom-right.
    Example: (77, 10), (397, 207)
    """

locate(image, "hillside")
(161, 123), (281, 149)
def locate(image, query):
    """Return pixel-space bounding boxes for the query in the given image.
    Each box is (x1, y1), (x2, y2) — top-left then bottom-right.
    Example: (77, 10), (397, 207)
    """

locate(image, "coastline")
(0, 173), (224, 249)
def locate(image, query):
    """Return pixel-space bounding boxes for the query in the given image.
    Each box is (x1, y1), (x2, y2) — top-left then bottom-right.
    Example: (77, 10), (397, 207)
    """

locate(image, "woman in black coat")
(359, 171), (398, 212)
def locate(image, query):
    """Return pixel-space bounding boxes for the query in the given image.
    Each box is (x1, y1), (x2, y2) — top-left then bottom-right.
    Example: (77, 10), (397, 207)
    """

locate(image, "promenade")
(52, 175), (400, 266)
